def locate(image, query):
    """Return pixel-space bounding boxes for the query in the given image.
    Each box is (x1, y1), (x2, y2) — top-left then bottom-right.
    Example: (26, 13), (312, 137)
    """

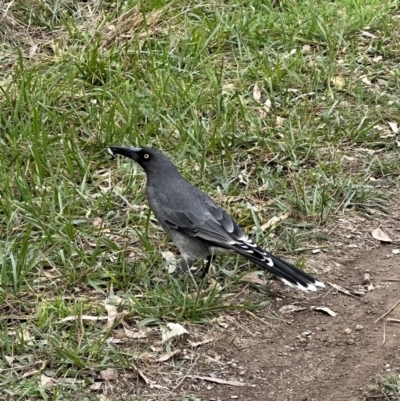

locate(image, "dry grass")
(1, 0), (400, 399)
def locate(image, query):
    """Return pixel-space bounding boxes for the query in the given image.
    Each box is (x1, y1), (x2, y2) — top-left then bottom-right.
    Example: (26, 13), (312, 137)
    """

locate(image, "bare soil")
(104, 207), (400, 401)
(180, 245), (400, 401)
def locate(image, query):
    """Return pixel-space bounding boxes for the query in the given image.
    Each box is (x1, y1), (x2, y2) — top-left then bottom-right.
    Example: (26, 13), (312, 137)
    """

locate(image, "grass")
(0, 0), (400, 399)
(371, 373), (400, 400)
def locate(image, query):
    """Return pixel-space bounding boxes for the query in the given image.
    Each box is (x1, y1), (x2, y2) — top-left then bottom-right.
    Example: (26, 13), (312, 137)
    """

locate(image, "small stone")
(355, 325), (364, 331)
(347, 339), (355, 345)
(362, 273), (371, 285)
(344, 328), (352, 335)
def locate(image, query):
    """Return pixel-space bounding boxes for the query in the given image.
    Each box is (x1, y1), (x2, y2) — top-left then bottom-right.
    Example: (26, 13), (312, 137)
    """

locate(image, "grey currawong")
(107, 146), (325, 292)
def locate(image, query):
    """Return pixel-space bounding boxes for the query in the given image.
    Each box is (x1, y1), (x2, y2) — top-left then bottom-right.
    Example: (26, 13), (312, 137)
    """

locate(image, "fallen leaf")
(361, 76), (372, 86)
(331, 76), (346, 89)
(276, 116), (284, 127)
(360, 30), (378, 39)
(240, 273), (266, 286)
(20, 329), (33, 345)
(259, 212), (289, 231)
(161, 251), (177, 273)
(187, 375), (247, 386)
(205, 277), (222, 291)
(90, 382), (103, 390)
(100, 368), (118, 381)
(107, 338), (124, 344)
(388, 122), (398, 133)
(162, 251), (175, 261)
(92, 217), (103, 227)
(158, 349), (181, 362)
(29, 44), (38, 59)
(188, 336), (215, 348)
(103, 304), (120, 330)
(63, 378), (85, 385)
(4, 356), (14, 365)
(124, 326), (152, 339)
(263, 98), (271, 114)
(279, 304), (307, 314)
(41, 374), (56, 388)
(253, 84), (261, 101)
(21, 360), (47, 378)
(371, 228), (392, 243)
(161, 323), (189, 342)
(60, 315), (110, 323)
(311, 306), (337, 317)
(108, 295), (125, 305)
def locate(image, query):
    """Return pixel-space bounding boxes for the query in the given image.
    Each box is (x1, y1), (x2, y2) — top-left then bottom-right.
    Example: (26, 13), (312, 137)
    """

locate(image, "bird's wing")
(164, 199), (261, 255)
(163, 199), (324, 292)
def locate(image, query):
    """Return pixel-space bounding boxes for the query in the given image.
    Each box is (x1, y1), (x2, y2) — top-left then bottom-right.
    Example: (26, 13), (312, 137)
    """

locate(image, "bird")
(107, 146), (325, 292)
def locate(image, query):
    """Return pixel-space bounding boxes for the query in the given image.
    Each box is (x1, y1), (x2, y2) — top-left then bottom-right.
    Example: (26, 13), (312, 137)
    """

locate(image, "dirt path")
(111, 210), (400, 401)
(176, 246), (400, 401)
(181, 247), (400, 401)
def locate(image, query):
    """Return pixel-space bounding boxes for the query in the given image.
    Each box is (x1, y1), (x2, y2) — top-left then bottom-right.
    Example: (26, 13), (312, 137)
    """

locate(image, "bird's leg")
(172, 256), (193, 277)
(197, 255), (215, 279)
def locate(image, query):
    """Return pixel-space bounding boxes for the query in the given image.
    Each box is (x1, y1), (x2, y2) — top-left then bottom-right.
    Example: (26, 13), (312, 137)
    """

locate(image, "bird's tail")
(234, 245), (324, 292)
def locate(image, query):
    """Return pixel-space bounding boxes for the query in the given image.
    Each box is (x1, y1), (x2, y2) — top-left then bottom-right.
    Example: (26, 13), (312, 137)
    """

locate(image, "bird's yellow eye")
(143, 153), (150, 159)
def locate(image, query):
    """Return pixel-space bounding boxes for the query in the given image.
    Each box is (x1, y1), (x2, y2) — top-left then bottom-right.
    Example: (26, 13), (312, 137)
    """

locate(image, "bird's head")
(107, 146), (177, 176)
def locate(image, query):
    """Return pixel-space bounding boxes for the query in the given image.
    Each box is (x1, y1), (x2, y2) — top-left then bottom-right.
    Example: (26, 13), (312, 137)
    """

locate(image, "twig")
(161, 355), (199, 400)
(381, 322), (386, 346)
(245, 310), (275, 328)
(387, 318), (400, 323)
(374, 299), (400, 324)
(328, 282), (360, 300)
(320, 287), (333, 299)
(186, 375), (247, 387)
(381, 278), (400, 282)
(116, 192), (143, 210)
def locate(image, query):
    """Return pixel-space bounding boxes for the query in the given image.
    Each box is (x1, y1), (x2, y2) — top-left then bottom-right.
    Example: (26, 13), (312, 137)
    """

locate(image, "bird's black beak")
(107, 146), (142, 161)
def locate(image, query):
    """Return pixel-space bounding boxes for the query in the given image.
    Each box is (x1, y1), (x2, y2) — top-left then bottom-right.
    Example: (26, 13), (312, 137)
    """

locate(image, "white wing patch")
(233, 235), (274, 266)
(281, 278), (317, 292)
(174, 215), (324, 293)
